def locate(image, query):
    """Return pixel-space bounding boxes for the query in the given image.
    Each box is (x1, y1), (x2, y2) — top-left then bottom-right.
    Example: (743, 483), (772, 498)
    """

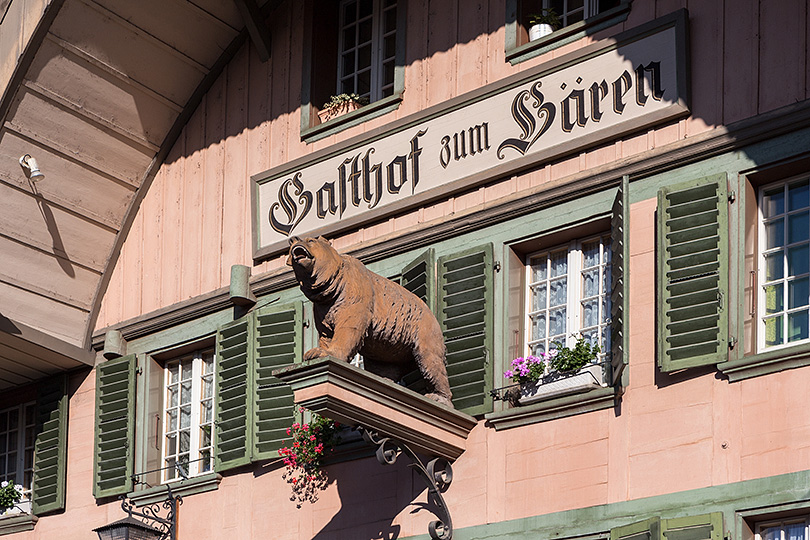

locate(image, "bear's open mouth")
(291, 245), (312, 263)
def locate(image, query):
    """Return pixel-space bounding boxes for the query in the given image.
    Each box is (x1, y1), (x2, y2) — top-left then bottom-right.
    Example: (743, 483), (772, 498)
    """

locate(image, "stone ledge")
(0, 514), (37, 536)
(273, 358), (477, 461)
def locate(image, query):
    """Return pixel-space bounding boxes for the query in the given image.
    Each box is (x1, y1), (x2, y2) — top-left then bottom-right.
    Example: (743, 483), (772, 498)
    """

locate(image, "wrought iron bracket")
(120, 484), (182, 540)
(359, 427), (454, 540)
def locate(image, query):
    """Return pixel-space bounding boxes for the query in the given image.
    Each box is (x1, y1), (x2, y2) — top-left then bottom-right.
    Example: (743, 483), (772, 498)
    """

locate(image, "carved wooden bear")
(287, 236), (453, 407)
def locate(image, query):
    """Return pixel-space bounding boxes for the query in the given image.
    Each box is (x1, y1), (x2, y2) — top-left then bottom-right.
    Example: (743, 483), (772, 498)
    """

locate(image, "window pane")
(342, 52), (355, 77)
(357, 70), (371, 95)
(531, 284), (547, 311)
(765, 251), (784, 281)
(766, 219), (785, 249)
(180, 406), (191, 429)
(179, 431), (190, 453)
(549, 307), (566, 337)
(582, 298), (599, 327)
(550, 251), (568, 277)
(760, 526), (780, 540)
(763, 187), (785, 218)
(788, 277), (809, 308)
(359, 0), (373, 17)
(384, 6), (397, 33)
(764, 283), (784, 314)
(167, 409), (177, 432)
(788, 211), (809, 243)
(531, 258), (547, 281)
(583, 241), (599, 267)
(765, 315), (784, 346)
(788, 180), (809, 211)
(342, 27), (356, 50)
(343, 1), (356, 24)
(786, 523), (805, 540)
(582, 268), (599, 297)
(531, 314), (546, 340)
(550, 278), (567, 306)
(358, 19), (372, 43)
(787, 244), (809, 276)
(180, 381), (192, 404)
(358, 44), (372, 69)
(788, 310), (809, 341)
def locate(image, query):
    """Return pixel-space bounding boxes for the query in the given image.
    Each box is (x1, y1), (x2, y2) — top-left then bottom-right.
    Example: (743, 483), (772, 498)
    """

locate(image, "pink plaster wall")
(93, 0), (810, 329)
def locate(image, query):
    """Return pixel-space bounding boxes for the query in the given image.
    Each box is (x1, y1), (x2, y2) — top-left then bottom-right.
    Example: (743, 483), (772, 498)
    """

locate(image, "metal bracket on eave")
(358, 427), (454, 540)
(233, 0), (272, 62)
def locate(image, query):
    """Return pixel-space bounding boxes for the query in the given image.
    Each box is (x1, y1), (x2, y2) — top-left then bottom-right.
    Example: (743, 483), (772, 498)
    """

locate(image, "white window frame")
(544, 0), (602, 27)
(757, 175), (810, 352)
(161, 350), (215, 483)
(524, 234), (611, 362)
(337, 0), (397, 103)
(755, 517), (809, 540)
(0, 402), (36, 504)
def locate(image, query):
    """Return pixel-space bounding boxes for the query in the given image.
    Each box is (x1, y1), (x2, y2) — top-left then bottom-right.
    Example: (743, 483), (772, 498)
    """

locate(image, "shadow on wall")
(313, 453), (446, 540)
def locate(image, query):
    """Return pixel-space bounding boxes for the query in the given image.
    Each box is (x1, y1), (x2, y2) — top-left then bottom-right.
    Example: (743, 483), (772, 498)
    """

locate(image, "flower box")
(317, 100), (363, 124)
(519, 363), (604, 405)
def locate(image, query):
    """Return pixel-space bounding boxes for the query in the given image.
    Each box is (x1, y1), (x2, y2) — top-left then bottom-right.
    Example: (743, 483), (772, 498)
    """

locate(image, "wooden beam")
(0, 315), (95, 367)
(233, 0), (272, 62)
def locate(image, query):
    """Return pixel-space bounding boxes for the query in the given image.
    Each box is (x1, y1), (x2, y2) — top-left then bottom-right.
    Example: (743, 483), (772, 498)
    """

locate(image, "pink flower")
(309, 435), (316, 441)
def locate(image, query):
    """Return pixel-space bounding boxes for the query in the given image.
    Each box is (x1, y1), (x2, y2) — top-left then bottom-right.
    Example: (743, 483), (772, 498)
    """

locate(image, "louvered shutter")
(252, 302), (302, 461)
(657, 174), (729, 372)
(438, 244), (494, 415)
(611, 517), (662, 540)
(32, 374), (68, 514)
(93, 354), (136, 498)
(400, 249), (437, 394)
(215, 317), (253, 471)
(610, 175), (630, 386)
(662, 513), (723, 540)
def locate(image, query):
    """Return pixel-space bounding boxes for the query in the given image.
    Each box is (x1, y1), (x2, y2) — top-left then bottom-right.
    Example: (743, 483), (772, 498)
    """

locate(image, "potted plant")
(504, 337), (603, 405)
(278, 408), (341, 508)
(527, 8), (561, 41)
(0, 482), (25, 516)
(317, 93), (368, 124)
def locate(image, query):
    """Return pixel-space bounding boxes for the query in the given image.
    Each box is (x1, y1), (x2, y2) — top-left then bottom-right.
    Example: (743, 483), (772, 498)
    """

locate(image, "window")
(301, 0), (405, 139)
(337, 0), (397, 103)
(543, 0), (619, 28)
(0, 403), (36, 504)
(758, 177), (810, 350)
(525, 235), (611, 359)
(757, 518), (808, 540)
(505, 0), (630, 65)
(161, 350), (215, 483)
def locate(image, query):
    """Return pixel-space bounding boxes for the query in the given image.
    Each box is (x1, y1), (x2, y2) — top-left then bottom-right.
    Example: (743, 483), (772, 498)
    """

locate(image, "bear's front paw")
(303, 347), (329, 361)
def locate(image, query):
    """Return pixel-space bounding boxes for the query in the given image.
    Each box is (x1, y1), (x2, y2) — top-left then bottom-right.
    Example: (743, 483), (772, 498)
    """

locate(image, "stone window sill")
(506, 2), (631, 66)
(0, 514), (37, 536)
(128, 472), (221, 506)
(719, 342), (810, 382)
(302, 93), (403, 144)
(485, 386), (616, 431)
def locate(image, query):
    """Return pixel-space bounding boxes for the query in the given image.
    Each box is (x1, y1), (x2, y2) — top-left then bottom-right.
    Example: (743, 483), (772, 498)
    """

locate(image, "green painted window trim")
(128, 472), (222, 506)
(0, 514), (37, 536)
(504, 0), (631, 65)
(720, 340), (810, 382)
(485, 385), (615, 430)
(657, 173), (730, 372)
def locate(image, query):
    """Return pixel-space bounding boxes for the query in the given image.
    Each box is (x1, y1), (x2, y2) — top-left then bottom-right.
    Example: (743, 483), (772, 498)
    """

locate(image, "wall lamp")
(92, 485), (181, 540)
(19, 154), (45, 182)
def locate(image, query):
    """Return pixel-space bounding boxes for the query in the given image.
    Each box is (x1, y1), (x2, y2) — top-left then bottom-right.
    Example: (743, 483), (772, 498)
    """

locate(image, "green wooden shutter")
(400, 249), (437, 394)
(93, 354), (136, 499)
(657, 174), (729, 372)
(252, 302), (302, 461)
(215, 316), (253, 472)
(662, 513), (724, 540)
(611, 517), (662, 540)
(32, 374), (68, 514)
(438, 244), (494, 415)
(402, 248), (436, 312)
(610, 175), (630, 386)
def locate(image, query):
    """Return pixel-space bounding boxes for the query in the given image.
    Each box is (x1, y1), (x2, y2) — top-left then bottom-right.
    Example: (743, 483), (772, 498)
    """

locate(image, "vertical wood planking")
(759, 0), (805, 113)
(457, 0), (488, 94)
(180, 105), (206, 300)
(402, 0), (428, 116)
(722, 0), (758, 124)
(201, 78), (227, 293)
(141, 167), (165, 314)
(426, 0), (459, 105)
(121, 204), (143, 320)
(685, 0), (723, 134)
(161, 133), (185, 305)
(246, 42), (271, 266)
(655, 0), (685, 18)
(485, 0), (512, 83)
(220, 46), (249, 280)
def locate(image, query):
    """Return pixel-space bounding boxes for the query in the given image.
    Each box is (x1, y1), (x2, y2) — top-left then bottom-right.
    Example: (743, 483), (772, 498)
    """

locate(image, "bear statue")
(286, 236), (453, 407)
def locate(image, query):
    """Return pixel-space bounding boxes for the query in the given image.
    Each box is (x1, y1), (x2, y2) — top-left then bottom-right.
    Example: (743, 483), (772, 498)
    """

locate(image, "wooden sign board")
(252, 10), (689, 260)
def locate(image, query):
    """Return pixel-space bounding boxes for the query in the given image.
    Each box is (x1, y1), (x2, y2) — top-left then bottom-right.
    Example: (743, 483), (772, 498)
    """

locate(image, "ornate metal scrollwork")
(119, 484), (182, 540)
(360, 428), (454, 540)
